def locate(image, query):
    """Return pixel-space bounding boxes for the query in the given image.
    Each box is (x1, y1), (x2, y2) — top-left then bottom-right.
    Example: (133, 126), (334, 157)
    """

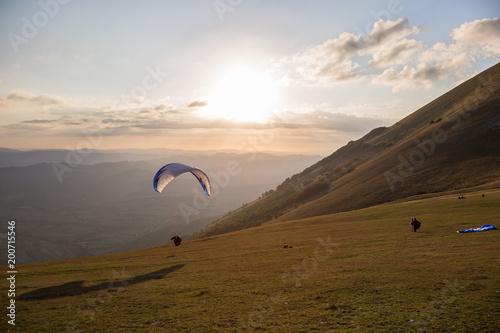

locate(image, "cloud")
(21, 119), (59, 124)
(372, 18), (500, 91)
(363, 18), (421, 49)
(373, 52), (474, 92)
(4, 123), (54, 132)
(451, 17), (500, 58)
(285, 18), (422, 85)
(186, 100), (208, 108)
(363, 18), (423, 68)
(129, 97), (145, 104)
(101, 118), (133, 124)
(4, 90), (63, 106)
(153, 104), (170, 111)
(0, 86), (399, 154)
(420, 18), (500, 67)
(369, 37), (422, 68)
(283, 17), (500, 91)
(372, 53), (473, 92)
(269, 109), (395, 135)
(31, 95), (64, 106)
(3, 95), (394, 144)
(6, 90), (34, 101)
(451, 18), (500, 46)
(293, 32), (363, 83)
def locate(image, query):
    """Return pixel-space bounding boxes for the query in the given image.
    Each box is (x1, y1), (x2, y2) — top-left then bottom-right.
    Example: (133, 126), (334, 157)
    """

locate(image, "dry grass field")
(4, 187), (499, 332)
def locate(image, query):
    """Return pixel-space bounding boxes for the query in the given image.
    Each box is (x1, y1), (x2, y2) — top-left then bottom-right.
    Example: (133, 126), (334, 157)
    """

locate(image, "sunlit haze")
(1, 0), (499, 154)
(204, 66), (278, 123)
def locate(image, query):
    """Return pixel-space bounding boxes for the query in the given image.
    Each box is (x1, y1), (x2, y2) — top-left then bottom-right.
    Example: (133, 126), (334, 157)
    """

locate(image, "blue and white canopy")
(457, 224), (496, 233)
(153, 163), (211, 196)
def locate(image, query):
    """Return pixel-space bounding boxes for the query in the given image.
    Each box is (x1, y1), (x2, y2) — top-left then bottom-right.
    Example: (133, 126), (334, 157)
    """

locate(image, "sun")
(204, 67), (278, 122)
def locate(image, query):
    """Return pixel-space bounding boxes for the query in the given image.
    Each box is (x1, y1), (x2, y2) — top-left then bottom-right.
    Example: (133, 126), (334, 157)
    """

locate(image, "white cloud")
(369, 38), (422, 68)
(283, 17), (499, 91)
(4, 90), (64, 106)
(291, 32), (363, 84)
(363, 18), (421, 49)
(373, 53), (474, 92)
(284, 18), (423, 85)
(451, 17), (500, 58)
(372, 18), (500, 91)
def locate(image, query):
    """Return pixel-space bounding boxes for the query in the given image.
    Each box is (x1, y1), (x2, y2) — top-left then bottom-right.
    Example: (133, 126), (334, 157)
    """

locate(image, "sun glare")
(204, 67), (278, 123)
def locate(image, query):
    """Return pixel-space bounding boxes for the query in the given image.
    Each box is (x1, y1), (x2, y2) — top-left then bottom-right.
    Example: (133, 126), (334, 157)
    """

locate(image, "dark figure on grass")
(410, 218), (421, 232)
(171, 234), (182, 246)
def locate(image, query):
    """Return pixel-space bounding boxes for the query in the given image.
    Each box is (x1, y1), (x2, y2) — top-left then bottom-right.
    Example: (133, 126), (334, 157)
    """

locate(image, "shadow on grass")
(19, 264), (185, 301)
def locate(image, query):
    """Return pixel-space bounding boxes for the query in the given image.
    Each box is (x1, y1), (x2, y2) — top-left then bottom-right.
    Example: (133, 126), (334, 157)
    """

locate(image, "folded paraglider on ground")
(457, 224), (496, 233)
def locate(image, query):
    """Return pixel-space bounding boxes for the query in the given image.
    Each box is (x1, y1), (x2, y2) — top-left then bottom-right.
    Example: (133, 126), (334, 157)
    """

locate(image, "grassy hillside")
(7, 188), (500, 332)
(198, 62), (500, 237)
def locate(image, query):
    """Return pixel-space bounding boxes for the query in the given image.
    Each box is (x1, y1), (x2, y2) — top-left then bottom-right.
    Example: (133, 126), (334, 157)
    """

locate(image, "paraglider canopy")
(457, 224), (496, 233)
(153, 163), (211, 196)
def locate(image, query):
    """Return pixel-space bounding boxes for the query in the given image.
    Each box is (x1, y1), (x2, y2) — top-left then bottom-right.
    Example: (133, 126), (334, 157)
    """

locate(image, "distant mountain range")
(198, 62), (500, 237)
(0, 151), (321, 263)
(0, 147), (207, 167)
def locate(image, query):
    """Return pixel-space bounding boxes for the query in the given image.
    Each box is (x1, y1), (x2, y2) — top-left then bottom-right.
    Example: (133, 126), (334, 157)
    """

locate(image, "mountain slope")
(199, 62), (500, 236)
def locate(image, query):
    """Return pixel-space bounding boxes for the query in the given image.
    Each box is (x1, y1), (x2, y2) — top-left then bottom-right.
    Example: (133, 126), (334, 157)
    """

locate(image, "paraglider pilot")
(410, 218), (421, 232)
(171, 234), (182, 246)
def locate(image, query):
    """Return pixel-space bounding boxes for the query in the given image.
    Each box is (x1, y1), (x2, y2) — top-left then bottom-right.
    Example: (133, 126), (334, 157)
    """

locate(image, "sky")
(0, 0), (499, 154)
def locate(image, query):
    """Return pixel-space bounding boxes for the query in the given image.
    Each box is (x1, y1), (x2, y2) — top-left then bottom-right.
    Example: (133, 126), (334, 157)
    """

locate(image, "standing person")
(411, 218), (421, 232)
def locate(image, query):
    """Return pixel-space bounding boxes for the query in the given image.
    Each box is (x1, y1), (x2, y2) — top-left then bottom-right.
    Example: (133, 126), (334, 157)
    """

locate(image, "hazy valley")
(0, 151), (321, 263)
